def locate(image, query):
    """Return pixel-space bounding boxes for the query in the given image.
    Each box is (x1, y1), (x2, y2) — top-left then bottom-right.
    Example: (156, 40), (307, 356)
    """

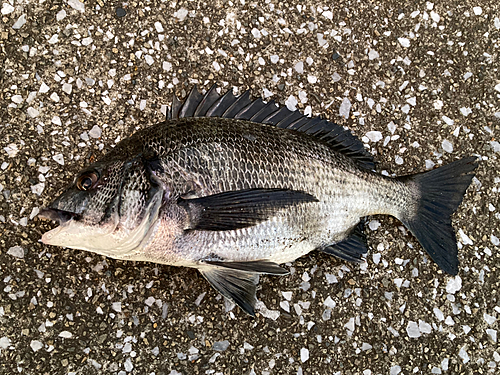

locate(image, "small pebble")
(116, 7), (127, 17)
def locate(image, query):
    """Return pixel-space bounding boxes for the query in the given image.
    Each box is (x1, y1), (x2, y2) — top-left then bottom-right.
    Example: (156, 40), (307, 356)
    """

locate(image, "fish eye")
(76, 171), (99, 191)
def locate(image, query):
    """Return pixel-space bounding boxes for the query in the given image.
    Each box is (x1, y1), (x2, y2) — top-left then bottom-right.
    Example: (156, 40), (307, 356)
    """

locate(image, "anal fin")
(321, 222), (368, 263)
(199, 260), (288, 316)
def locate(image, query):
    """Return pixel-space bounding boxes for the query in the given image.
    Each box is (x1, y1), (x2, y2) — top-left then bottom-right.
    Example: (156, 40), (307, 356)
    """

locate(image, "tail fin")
(397, 157), (478, 275)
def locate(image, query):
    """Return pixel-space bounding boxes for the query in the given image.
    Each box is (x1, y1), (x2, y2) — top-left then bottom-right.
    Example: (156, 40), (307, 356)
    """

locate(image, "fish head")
(40, 156), (165, 259)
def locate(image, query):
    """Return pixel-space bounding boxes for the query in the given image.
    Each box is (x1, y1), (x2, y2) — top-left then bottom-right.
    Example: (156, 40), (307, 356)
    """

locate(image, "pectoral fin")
(198, 260), (288, 316)
(179, 188), (317, 231)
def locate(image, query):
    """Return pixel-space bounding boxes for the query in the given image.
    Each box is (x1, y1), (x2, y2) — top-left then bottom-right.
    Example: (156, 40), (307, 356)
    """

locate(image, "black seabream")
(40, 85), (478, 316)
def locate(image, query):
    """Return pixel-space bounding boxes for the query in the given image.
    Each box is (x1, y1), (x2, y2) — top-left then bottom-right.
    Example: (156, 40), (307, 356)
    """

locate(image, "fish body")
(40, 85), (478, 315)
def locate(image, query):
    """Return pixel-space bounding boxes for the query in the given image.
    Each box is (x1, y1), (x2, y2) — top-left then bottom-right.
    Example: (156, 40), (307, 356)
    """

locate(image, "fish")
(39, 84), (478, 316)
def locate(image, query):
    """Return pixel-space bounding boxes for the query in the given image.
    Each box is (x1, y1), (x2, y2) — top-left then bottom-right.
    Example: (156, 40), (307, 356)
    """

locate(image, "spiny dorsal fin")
(167, 84), (375, 170)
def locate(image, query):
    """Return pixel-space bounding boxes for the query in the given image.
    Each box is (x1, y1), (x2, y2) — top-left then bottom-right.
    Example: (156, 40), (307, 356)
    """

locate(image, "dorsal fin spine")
(167, 86), (375, 170)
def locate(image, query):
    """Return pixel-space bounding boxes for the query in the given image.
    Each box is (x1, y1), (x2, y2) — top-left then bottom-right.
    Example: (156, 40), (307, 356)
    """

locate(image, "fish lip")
(39, 208), (81, 225)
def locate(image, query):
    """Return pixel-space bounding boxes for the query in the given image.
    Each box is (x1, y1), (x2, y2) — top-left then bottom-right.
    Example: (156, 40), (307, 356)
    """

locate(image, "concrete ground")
(0, 0), (499, 374)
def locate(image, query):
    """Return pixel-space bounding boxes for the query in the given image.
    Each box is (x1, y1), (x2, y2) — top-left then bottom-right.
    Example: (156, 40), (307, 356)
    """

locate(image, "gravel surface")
(1, 1), (499, 374)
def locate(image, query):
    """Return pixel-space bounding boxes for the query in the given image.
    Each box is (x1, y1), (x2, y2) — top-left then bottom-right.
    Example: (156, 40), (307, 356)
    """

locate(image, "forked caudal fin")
(397, 157), (478, 275)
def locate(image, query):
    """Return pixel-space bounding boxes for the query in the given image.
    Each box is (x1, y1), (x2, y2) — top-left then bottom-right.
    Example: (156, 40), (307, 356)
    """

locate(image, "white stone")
(7, 246), (24, 258)
(484, 313), (496, 325)
(12, 14), (26, 29)
(442, 116), (454, 125)
(124, 358), (133, 372)
(406, 321), (421, 338)
(51, 116), (62, 126)
(30, 340), (43, 352)
(368, 220), (381, 230)
(52, 154), (64, 165)
(280, 300), (290, 312)
(324, 296), (336, 308)
(300, 348), (309, 362)
(368, 49), (379, 60)
(339, 97), (351, 118)
(390, 365), (401, 375)
(270, 55), (279, 64)
(154, 22), (164, 33)
(57, 9), (67, 21)
(294, 61), (304, 74)
(430, 11), (440, 22)
(0, 336), (11, 349)
(458, 229), (473, 245)
(251, 28), (261, 38)
(145, 297), (155, 307)
(50, 92), (60, 102)
(89, 125), (102, 138)
(145, 55), (154, 65)
(344, 317), (355, 331)
(307, 75), (317, 84)
(458, 346), (469, 363)
(1, 3), (15, 15)
(31, 182), (45, 195)
(112, 302), (122, 312)
(433, 307), (445, 321)
(59, 331), (72, 338)
(281, 291), (292, 301)
(4, 143), (18, 157)
(39, 82), (50, 93)
(48, 34), (59, 44)
(81, 37), (92, 46)
(460, 107), (472, 116)
(163, 61), (172, 71)
(11, 95), (23, 104)
(322, 11), (333, 20)
(495, 83), (500, 92)
(433, 100), (443, 110)
(68, 0), (85, 12)
(255, 301), (280, 320)
(419, 320), (432, 334)
(285, 95), (298, 111)
(62, 83), (72, 94)
(473, 7), (482, 15)
(442, 139), (453, 153)
(263, 88), (273, 98)
(174, 7), (188, 21)
(365, 131), (383, 142)
(398, 38), (410, 47)
(491, 235), (499, 246)
(325, 273), (338, 283)
(486, 329), (497, 343)
(361, 343), (372, 351)
(446, 276), (462, 294)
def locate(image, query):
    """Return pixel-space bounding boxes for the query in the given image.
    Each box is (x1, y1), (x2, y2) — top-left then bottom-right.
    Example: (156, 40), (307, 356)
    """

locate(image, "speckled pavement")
(1, 1), (499, 374)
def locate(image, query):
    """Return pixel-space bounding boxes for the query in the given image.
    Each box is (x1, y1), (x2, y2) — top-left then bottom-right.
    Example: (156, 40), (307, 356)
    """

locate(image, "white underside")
(41, 190), (163, 259)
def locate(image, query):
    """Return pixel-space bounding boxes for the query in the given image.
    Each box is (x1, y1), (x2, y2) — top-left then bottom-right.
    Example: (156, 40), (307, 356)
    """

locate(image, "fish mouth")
(39, 208), (81, 225)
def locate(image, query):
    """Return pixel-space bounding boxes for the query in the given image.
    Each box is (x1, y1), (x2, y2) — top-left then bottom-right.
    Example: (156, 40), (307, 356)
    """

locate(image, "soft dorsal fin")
(166, 84), (375, 170)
